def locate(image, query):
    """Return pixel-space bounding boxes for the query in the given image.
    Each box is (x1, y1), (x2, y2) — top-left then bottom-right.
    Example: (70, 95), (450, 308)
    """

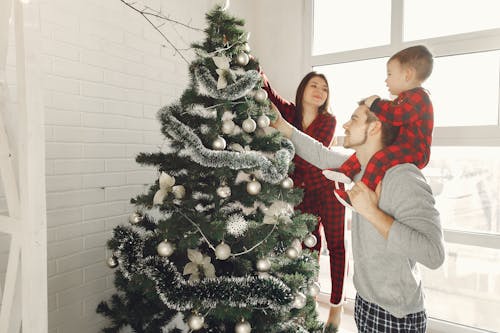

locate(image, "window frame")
(305, 0), (500, 332)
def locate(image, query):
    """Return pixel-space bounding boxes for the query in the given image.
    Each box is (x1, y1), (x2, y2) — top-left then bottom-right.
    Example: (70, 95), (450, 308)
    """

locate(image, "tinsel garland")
(112, 226), (293, 312)
(158, 105), (294, 184)
(194, 65), (260, 101)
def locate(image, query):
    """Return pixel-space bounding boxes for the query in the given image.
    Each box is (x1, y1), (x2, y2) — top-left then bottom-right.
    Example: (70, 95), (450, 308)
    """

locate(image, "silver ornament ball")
(257, 271), (270, 278)
(285, 246), (299, 259)
(242, 117), (257, 133)
(215, 242), (231, 260)
(221, 120), (235, 134)
(216, 185), (231, 198)
(256, 257), (272, 272)
(212, 136), (227, 150)
(308, 281), (321, 297)
(256, 115), (270, 128)
(292, 292), (307, 309)
(128, 212), (143, 224)
(156, 240), (174, 257)
(107, 256), (118, 268)
(187, 314), (205, 330)
(235, 320), (252, 333)
(303, 233), (318, 248)
(281, 177), (294, 189)
(236, 52), (250, 66)
(246, 180), (261, 195)
(254, 89), (268, 103)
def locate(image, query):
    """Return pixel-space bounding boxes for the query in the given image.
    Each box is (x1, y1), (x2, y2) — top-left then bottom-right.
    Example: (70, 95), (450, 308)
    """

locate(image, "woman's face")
(302, 76), (329, 110)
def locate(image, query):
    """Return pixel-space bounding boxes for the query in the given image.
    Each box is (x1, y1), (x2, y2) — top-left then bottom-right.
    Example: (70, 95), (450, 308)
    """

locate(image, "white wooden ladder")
(0, 0), (47, 332)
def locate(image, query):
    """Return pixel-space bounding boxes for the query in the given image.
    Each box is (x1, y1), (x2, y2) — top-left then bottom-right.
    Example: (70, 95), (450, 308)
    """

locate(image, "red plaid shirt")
(263, 73), (337, 190)
(370, 87), (434, 168)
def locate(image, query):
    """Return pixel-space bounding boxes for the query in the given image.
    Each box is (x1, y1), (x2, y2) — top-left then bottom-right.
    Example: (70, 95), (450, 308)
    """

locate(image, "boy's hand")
(364, 95), (380, 108)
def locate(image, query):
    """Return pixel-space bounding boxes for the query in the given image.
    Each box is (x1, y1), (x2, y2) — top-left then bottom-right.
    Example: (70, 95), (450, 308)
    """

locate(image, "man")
(272, 101), (445, 333)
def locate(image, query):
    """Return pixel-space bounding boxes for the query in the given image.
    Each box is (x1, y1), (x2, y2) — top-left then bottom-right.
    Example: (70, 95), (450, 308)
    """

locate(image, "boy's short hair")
(389, 45), (433, 82)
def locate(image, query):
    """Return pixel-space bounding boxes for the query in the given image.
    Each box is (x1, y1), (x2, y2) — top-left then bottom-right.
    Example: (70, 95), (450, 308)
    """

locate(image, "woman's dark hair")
(294, 71), (330, 129)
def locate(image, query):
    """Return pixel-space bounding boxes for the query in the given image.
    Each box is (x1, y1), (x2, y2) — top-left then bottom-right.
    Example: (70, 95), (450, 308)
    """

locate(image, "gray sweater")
(291, 129), (445, 317)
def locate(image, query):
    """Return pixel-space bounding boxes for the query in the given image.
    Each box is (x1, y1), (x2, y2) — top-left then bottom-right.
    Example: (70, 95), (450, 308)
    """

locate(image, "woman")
(262, 69), (347, 328)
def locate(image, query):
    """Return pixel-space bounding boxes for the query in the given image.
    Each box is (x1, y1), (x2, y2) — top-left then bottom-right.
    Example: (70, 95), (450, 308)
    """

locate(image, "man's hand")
(347, 181), (381, 217)
(364, 95), (380, 109)
(347, 181), (394, 239)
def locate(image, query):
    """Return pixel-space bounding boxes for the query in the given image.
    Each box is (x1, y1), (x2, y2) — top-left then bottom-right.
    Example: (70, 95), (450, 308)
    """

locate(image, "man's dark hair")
(358, 100), (399, 148)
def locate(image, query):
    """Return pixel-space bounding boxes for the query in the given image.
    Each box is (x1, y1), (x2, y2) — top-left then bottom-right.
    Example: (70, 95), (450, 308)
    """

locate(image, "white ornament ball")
(235, 320), (252, 333)
(246, 180), (261, 195)
(159, 172), (175, 188)
(172, 185), (186, 199)
(308, 281), (321, 297)
(221, 120), (235, 134)
(303, 233), (318, 248)
(257, 115), (270, 128)
(187, 314), (205, 330)
(236, 52), (250, 66)
(242, 117), (257, 133)
(257, 271), (270, 278)
(281, 177), (294, 189)
(254, 89), (268, 103)
(156, 240), (174, 257)
(215, 242), (231, 260)
(212, 136), (227, 150)
(292, 292), (307, 309)
(242, 43), (251, 53)
(216, 185), (231, 198)
(128, 212), (143, 224)
(256, 257), (272, 272)
(107, 256), (118, 268)
(285, 246), (299, 259)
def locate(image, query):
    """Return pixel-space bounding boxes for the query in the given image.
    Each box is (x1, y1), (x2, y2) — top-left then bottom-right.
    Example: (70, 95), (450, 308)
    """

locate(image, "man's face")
(342, 105), (371, 149)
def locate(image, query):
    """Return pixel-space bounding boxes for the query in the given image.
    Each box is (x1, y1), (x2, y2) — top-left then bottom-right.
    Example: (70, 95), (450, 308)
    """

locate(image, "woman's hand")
(270, 103), (293, 138)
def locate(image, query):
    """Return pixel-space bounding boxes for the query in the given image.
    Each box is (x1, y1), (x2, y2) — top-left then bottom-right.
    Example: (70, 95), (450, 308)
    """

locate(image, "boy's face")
(385, 59), (409, 96)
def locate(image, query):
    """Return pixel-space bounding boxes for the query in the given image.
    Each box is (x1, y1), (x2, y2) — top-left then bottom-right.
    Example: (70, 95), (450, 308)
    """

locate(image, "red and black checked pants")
(297, 184), (347, 305)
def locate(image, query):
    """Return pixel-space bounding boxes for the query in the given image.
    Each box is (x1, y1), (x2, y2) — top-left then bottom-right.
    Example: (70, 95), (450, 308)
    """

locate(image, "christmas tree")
(97, 4), (326, 333)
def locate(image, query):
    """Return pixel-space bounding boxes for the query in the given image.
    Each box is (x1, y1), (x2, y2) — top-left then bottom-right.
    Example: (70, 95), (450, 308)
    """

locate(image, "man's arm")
(271, 106), (350, 169)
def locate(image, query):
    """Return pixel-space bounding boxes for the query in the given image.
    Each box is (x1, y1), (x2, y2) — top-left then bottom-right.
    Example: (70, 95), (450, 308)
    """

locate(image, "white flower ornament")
(183, 249), (216, 282)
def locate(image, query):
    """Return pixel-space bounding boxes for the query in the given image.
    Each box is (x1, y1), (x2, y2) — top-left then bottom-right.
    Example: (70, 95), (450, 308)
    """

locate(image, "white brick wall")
(1, 0), (212, 332)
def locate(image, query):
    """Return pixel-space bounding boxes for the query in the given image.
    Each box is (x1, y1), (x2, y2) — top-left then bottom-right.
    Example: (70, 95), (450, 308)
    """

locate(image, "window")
(309, 1), (500, 332)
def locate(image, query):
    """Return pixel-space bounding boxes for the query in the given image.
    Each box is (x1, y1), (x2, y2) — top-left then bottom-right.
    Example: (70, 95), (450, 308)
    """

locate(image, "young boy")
(324, 45), (434, 209)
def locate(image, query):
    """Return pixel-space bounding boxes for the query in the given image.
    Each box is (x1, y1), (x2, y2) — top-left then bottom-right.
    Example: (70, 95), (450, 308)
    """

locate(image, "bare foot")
(326, 305), (342, 329)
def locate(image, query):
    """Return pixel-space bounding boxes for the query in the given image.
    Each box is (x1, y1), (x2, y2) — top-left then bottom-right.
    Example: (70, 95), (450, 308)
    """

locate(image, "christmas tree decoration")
(280, 176), (294, 189)
(256, 257), (271, 272)
(106, 256), (118, 268)
(214, 242), (232, 260)
(292, 292), (307, 309)
(171, 185), (186, 199)
(303, 233), (318, 248)
(246, 179), (261, 195)
(187, 313), (205, 330)
(212, 135), (227, 150)
(221, 119), (236, 134)
(254, 88), (268, 103)
(226, 213), (248, 237)
(97, 4), (324, 333)
(216, 184), (232, 198)
(128, 212), (143, 224)
(242, 117), (257, 133)
(308, 281), (321, 297)
(236, 52), (250, 66)
(235, 319), (252, 333)
(183, 249), (216, 282)
(157, 240), (174, 257)
(257, 114), (271, 128)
